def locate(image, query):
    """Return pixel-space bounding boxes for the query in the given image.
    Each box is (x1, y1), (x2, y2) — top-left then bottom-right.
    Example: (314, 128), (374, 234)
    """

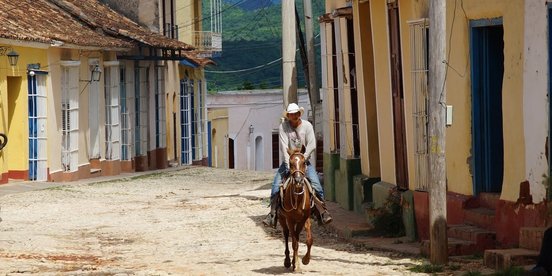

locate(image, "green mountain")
(204, 0), (325, 92)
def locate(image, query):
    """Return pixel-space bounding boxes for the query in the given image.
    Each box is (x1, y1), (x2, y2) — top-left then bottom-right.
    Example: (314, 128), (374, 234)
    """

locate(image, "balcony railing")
(193, 31), (222, 57)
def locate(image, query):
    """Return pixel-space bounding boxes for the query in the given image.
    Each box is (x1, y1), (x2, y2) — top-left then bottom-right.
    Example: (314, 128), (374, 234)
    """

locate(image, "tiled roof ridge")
(49, 0), (195, 51)
(0, 0), (133, 48)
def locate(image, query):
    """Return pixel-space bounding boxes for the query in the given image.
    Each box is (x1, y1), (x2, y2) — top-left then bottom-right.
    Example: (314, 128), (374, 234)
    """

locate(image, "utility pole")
(303, 0), (319, 119)
(428, 0), (448, 265)
(282, 0), (297, 108)
(295, 6), (311, 106)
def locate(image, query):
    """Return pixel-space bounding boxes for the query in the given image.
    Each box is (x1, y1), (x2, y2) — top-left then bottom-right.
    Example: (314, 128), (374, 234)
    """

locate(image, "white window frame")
(28, 73), (48, 181)
(120, 65), (134, 161)
(104, 61), (121, 161)
(155, 65), (167, 148)
(180, 78), (193, 165)
(409, 18), (430, 191)
(61, 60), (80, 172)
(134, 64), (148, 157)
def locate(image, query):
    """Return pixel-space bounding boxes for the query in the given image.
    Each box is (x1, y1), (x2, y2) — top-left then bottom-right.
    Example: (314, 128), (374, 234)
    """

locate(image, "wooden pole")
(428, 0), (448, 265)
(282, 0), (298, 108)
(303, 0), (319, 117)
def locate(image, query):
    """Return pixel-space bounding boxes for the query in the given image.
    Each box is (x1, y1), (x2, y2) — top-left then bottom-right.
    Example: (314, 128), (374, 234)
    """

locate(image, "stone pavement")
(0, 167), (421, 258)
(324, 201), (421, 257)
(0, 166), (185, 197)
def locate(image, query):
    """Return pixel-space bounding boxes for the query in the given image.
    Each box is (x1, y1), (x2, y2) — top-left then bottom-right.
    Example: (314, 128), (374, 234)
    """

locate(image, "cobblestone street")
(0, 167), (434, 275)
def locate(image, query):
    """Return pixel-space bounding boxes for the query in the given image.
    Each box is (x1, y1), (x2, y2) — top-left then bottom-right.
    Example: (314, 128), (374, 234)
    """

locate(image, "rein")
(281, 172), (307, 211)
(280, 152), (309, 212)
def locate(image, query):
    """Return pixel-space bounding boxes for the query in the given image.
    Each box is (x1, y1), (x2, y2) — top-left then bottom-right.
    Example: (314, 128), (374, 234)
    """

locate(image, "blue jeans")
(271, 162), (324, 199)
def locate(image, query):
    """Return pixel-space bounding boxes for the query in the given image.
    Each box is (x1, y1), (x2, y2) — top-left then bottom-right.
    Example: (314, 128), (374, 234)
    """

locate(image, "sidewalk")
(0, 167), (421, 258)
(0, 166), (185, 197)
(325, 201), (421, 257)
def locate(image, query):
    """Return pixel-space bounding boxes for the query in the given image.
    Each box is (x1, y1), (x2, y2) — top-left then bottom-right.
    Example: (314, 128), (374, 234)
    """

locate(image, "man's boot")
(314, 195), (333, 225)
(262, 195), (279, 228)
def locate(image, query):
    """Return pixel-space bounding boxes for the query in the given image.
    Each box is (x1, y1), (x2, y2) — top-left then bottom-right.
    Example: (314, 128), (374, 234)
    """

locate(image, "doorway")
(388, 1), (409, 189)
(470, 18), (504, 194)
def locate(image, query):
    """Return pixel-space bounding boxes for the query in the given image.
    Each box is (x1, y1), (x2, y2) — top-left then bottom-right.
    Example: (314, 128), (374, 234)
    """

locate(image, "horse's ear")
(301, 145), (306, 154)
(287, 148), (294, 156)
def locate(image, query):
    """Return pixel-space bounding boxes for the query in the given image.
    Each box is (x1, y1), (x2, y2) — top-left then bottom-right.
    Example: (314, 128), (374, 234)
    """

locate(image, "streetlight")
(6, 50), (18, 67)
(91, 65), (102, 81)
(249, 125), (254, 135)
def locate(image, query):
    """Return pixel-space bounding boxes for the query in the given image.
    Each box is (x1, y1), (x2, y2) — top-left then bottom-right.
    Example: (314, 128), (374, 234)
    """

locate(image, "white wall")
(207, 89), (311, 171)
(524, 1), (548, 203)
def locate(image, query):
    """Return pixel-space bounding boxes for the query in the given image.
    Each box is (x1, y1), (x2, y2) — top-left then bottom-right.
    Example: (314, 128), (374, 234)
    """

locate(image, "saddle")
(278, 177), (325, 214)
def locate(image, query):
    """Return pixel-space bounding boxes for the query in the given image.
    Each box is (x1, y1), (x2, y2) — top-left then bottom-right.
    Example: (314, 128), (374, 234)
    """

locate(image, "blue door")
(470, 18), (504, 195)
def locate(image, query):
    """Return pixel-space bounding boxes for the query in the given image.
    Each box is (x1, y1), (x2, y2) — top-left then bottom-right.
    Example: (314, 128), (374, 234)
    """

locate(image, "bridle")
(281, 152), (308, 212)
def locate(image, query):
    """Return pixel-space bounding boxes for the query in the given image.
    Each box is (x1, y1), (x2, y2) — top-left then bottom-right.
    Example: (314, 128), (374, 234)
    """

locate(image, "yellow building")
(321, 0), (550, 252)
(0, 0), (204, 183)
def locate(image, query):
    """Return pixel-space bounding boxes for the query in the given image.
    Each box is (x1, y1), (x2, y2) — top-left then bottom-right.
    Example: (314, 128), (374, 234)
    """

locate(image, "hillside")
(204, 0), (325, 92)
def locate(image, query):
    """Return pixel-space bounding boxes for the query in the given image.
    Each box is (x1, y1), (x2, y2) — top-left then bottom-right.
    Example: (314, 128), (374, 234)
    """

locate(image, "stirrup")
(262, 213), (277, 228)
(321, 211), (333, 225)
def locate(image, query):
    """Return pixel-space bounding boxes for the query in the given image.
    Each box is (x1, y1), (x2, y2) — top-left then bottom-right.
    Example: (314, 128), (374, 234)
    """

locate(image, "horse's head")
(287, 148), (306, 186)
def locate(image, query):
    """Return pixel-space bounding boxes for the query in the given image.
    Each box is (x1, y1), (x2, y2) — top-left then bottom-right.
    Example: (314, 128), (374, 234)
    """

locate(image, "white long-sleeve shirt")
(279, 119), (316, 168)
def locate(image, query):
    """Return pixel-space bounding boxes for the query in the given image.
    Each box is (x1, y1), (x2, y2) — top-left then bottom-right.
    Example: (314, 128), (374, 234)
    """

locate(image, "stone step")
(421, 237), (479, 257)
(519, 227), (546, 251)
(448, 224), (496, 250)
(464, 207), (496, 231)
(484, 248), (539, 270)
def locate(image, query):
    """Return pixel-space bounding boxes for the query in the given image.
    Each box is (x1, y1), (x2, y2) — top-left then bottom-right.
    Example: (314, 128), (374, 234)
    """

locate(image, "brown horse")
(277, 148), (313, 271)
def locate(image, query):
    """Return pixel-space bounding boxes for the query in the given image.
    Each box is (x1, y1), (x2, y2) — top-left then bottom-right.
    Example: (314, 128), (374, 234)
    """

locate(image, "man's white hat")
(283, 103), (304, 117)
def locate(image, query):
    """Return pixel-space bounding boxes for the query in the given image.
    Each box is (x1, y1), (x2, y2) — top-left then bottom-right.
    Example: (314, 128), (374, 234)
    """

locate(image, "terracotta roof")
(0, 0), (212, 66)
(0, 0), (132, 48)
(50, 0), (195, 51)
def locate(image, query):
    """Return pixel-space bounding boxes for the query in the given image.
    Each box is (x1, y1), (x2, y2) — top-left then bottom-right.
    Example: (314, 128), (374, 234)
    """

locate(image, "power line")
(205, 57), (282, 74)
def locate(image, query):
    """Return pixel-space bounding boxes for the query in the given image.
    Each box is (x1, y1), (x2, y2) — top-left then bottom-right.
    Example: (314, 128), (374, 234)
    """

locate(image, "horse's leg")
(281, 219), (291, 268)
(290, 223), (299, 271)
(302, 217), (313, 265)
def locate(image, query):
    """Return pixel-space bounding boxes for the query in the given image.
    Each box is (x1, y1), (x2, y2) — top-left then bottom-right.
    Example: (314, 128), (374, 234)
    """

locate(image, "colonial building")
(320, 0), (551, 261)
(0, 0), (207, 183)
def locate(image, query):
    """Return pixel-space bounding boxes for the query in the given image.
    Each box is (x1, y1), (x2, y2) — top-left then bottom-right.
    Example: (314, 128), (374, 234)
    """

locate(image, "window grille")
(134, 65), (148, 157)
(155, 66), (167, 148)
(28, 73), (48, 181)
(196, 79), (205, 161)
(180, 78), (193, 164)
(61, 62), (80, 172)
(120, 66), (132, 160)
(105, 64), (121, 160)
(409, 18), (430, 191)
(320, 21), (340, 154)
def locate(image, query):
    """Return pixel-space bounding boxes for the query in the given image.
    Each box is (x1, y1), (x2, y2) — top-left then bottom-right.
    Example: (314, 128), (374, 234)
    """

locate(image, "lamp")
(249, 125), (254, 135)
(7, 50), (19, 67)
(91, 65), (102, 81)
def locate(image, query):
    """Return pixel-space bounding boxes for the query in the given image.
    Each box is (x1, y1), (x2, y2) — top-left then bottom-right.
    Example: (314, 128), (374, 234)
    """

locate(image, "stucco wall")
(370, 0), (396, 185)
(208, 108), (228, 168)
(207, 90), (311, 171)
(523, 0), (548, 203)
(176, 0), (198, 44)
(0, 46), (48, 176)
(445, 0), (525, 202)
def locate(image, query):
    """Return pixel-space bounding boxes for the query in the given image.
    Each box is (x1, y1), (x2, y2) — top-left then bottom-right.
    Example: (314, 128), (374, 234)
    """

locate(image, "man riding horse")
(262, 103), (333, 228)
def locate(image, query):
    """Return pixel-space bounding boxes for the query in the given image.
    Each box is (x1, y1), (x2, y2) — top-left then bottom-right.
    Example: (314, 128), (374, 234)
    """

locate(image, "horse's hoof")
(302, 256), (310, 265)
(284, 259), (291, 268)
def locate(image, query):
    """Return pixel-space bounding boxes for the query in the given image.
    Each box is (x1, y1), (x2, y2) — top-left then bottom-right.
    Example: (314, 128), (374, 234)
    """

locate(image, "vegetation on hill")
(203, 0), (325, 92)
